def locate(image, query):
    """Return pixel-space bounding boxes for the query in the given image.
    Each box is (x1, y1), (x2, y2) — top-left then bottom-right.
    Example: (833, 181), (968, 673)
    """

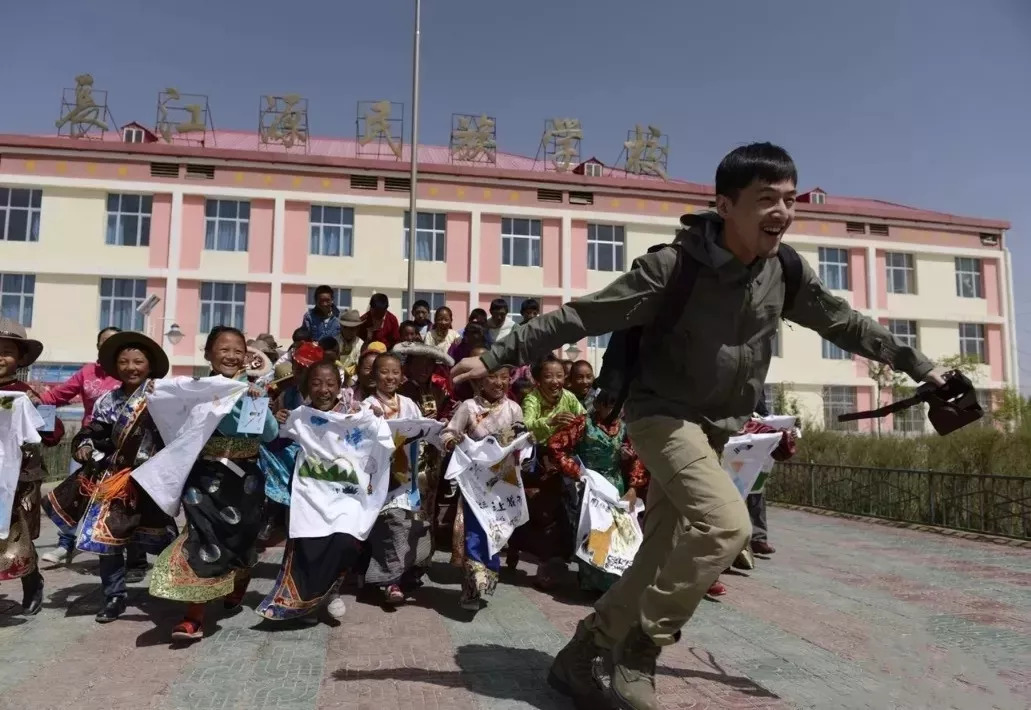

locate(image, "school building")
(0, 126), (1015, 431)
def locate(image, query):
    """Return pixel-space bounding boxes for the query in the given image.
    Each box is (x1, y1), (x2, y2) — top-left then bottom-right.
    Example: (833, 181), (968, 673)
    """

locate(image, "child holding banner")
(442, 362), (526, 610)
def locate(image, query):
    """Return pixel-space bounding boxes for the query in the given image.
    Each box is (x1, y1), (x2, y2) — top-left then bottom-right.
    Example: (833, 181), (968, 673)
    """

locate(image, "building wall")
(1, 153), (1013, 432)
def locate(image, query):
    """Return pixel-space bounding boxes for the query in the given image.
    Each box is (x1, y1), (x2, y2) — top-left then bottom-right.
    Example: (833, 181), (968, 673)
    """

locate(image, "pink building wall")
(244, 283), (271, 336)
(445, 291), (470, 329)
(849, 248), (868, 309)
(875, 250), (888, 309)
(983, 259), (1000, 316)
(479, 215), (501, 285)
(986, 324), (1004, 382)
(856, 386), (873, 433)
(174, 280), (200, 357)
(445, 213), (471, 283)
(248, 199), (274, 273)
(148, 194), (171, 268)
(145, 278), (166, 315)
(570, 221), (588, 289)
(179, 196), (205, 269)
(280, 285), (308, 336)
(283, 202), (309, 275)
(542, 218), (561, 288)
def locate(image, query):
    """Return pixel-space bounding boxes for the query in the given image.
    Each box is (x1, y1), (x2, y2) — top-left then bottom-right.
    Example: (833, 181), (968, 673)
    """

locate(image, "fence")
(766, 462), (1031, 540)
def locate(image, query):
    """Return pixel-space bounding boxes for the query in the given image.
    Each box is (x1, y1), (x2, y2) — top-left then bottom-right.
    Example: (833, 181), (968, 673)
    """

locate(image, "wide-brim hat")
(99, 331), (170, 379)
(252, 333), (280, 357)
(339, 308), (363, 328)
(391, 341), (455, 368)
(0, 317), (43, 367)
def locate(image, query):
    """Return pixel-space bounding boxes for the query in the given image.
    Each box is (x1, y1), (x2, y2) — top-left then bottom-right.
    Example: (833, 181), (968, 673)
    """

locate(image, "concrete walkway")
(1, 508), (1028, 710)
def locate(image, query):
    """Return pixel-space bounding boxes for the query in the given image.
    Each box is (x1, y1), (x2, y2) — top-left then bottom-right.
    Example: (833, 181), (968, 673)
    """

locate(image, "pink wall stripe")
(179, 196), (205, 270)
(849, 248), (868, 309)
(244, 283), (271, 337)
(283, 201), (310, 275)
(445, 213), (471, 283)
(248, 199), (274, 273)
(479, 215), (501, 285)
(875, 250), (888, 309)
(148, 194), (171, 268)
(174, 280), (200, 357)
(571, 221), (587, 289)
(280, 285), (308, 337)
(444, 291), (470, 329)
(983, 259), (1000, 316)
(856, 386), (873, 433)
(986, 324), (1004, 382)
(543, 218), (561, 288)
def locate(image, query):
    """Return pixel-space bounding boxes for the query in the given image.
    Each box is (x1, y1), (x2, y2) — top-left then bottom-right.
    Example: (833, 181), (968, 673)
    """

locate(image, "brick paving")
(0, 507), (1028, 710)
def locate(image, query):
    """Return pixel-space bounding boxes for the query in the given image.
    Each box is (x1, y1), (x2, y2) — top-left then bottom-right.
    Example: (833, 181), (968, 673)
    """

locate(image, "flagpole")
(405, 0), (422, 313)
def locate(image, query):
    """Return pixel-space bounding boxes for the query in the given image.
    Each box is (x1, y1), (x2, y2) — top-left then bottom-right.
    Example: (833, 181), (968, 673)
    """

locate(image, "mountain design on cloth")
(298, 456), (362, 486)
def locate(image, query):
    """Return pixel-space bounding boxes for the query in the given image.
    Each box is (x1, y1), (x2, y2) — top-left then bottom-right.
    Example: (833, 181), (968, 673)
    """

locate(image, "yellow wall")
(26, 275), (99, 364)
(886, 254), (990, 321)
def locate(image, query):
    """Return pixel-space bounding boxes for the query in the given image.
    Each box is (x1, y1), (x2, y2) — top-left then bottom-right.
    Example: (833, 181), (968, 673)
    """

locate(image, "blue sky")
(4, 0), (1030, 387)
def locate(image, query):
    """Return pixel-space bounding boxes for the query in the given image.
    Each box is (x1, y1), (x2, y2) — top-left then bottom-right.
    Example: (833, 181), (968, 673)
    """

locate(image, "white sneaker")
(326, 596), (347, 618)
(41, 547), (75, 565)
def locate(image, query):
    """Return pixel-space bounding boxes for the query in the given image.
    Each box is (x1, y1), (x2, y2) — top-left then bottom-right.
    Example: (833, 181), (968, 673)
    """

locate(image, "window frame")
(0, 273), (35, 326)
(954, 257), (983, 299)
(204, 199), (250, 253)
(402, 211), (446, 262)
(499, 295), (542, 325)
(884, 252), (915, 295)
(586, 223), (626, 272)
(98, 277), (147, 331)
(822, 385), (857, 432)
(587, 333), (612, 349)
(199, 281), (247, 332)
(818, 247), (850, 291)
(401, 291), (447, 321)
(305, 286), (352, 311)
(0, 187), (42, 243)
(958, 323), (986, 363)
(105, 193), (153, 247)
(886, 319), (919, 349)
(501, 217), (542, 268)
(310, 204), (355, 257)
(821, 339), (851, 361)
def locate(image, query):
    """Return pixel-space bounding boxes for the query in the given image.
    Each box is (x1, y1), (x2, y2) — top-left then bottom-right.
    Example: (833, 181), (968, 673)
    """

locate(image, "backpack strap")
(776, 243), (804, 314)
(653, 242), (700, 334)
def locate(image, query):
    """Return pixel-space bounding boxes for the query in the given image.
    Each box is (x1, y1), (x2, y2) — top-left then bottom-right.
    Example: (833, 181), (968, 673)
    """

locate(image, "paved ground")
(1, 507), (1028, 710)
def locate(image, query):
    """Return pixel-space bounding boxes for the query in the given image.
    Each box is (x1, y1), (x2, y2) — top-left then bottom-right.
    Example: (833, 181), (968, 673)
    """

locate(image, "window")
(403, 212), (446, 262)
(771, 325), (782, 358)
(309, 205), (354, 257)
(588, 333), (612, 349)
(885, 252), (915, 295)
(818, 247), (849, 290)
(822, 386), (857, 432)
(401, 291), (446, 321)
(501, 217), (542, 267)
(99, 278), (147, 331)
(584, 163), (604, 178)
(29, 362), (84, 384)
(204, 199), (249, 252)
(305, 287), (352, 310)
(958, 323), (986, 363)
(200, 282), (246, 332)
(0, 274), (35, 325)
(499, 295), (541, 324)
(955, 258), (983, 298)
(887, 319), (918, 349)
(892, 392), (925, 434)
(105, 194), (152, 247)
(821, 339), (850, 360)
(123, 126), (145, 143)
(587, 224), (625, 272)
(763, 383), (776, 411)
(0, 188), (42, 242)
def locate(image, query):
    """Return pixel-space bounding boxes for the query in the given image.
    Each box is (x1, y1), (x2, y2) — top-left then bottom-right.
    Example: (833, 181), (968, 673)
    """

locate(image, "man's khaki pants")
(584, 416), (751, 648)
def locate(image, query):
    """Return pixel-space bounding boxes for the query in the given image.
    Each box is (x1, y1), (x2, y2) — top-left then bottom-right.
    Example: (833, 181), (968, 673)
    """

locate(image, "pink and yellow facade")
(0, 131), (1014, 432)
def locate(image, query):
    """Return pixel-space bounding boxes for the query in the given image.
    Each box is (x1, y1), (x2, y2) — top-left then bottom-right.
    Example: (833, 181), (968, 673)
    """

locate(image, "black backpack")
(595, 241), (804, 423)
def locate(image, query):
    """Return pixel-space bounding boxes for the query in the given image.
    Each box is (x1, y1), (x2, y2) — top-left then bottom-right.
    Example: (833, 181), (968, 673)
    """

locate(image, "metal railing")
(766, 462), (1031, 540)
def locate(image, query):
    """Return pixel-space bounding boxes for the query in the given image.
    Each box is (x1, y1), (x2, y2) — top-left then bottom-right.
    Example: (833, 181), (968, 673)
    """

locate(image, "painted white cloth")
(575, 465), (645, 577)
(723, 432), (784, 498)
(285, 406), (394, 541)
(444, 432), (532, 558)
(361, 395), (444, 513)
(0, 392), (43, 539)
(131, 376), (249, 516)
(756, 414), (800, 477)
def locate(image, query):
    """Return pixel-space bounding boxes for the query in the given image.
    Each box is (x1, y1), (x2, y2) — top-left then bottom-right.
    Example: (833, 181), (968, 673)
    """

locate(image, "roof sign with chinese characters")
(156, 88), (214, 146)
(622, 124), (669, 180)
(55, 74), (115, 139)
(356, 100), (404, 160)
(450, 113), (497, 164)
(538, 118), (583, 172)
(259, 94), (309, 151)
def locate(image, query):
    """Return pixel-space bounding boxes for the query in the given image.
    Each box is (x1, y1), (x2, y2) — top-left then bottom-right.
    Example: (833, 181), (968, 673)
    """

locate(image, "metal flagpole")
(405, 0), (422, 312)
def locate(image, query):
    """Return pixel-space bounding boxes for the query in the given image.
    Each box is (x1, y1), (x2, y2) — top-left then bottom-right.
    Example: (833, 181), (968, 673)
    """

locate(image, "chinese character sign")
(624, 124), (669, 179)
(445, 433), (532, 558)
(357, 100), (403, 159)
(156, 88), (210, 144)
(55, 74), (110, 138)
(450, 113), (497, 163)
(543, 118), (582, 172)
(575, 466), (644, 577)
(259, 94), (309, 150)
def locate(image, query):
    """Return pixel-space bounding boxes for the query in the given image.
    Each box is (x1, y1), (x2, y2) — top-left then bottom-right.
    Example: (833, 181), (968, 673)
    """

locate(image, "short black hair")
(97, 327), (121, 345)
(490, 298), (508, 311)
(531, 354), (564, 381)
(714, 142), (797, 201)
(462, 322), (485, 340)
(570, 360), (593, 374)
(434, 306), (452, 320)
(399, 319), (419, 333)
(469, 308), (487, 320)
(313, 285), (334, 299)
(372, 352), (402, 372)
(369, 293), (389, 310)
(412, 299), (430, 310)
(520, 299), (539, 313)
(292, 327), (311, 343)
(593, 388), (619, 410)
(318, 336), (340, 352)
(204, 326), (246, 355)
(303, 360), (342, 395)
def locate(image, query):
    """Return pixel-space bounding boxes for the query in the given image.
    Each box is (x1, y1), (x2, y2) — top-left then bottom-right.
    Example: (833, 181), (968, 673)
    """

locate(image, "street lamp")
(164, 323), (185, 346)
(565, 344), (582, 361)
(405, 0), (422, 311)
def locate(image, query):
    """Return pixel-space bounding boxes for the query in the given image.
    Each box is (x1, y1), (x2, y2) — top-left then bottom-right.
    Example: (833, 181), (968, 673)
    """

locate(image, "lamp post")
(164, 323), (185, 346)
(565, 344), (582, 361)
(405, 0), (422, 311)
